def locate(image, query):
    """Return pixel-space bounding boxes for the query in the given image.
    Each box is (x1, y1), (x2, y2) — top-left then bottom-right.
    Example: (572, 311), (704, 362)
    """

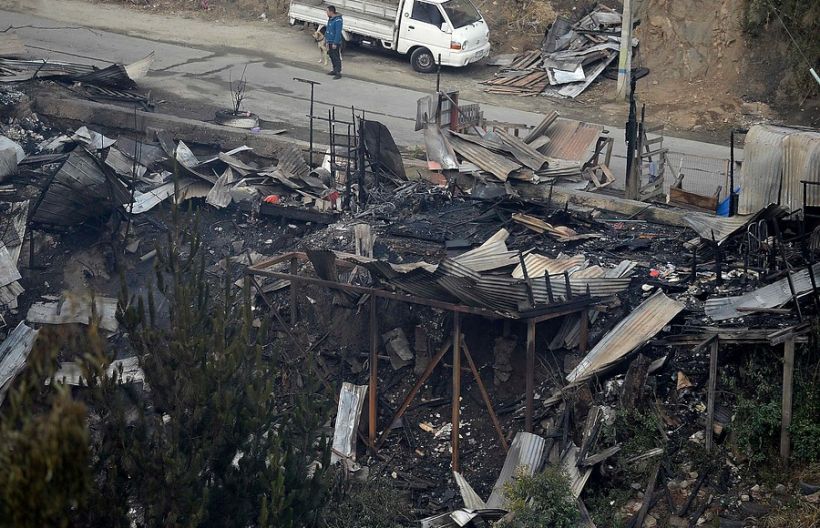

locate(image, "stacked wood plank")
(481, 51), (548, 96)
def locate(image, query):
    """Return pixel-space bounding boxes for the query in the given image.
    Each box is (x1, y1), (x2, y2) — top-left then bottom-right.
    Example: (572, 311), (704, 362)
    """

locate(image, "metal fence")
(665, 152), (730, 202)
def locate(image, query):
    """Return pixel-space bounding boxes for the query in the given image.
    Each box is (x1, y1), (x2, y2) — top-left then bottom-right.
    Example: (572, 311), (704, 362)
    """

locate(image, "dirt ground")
(5, 0), (816, 141)
(77, 0), (818, 133)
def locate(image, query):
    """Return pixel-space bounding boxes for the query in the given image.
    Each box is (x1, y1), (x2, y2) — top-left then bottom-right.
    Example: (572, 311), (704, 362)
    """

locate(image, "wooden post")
(780, 335), (795, 463)
(289, 257), (298, 325)
(705, 339), (718, 452)
(579, 310), (589, 353)
(375, 338), (453, 449)
(525, 320), (536, 433)
(369, 295), (378, 448)
(462, 342), (508, 451)
(452, 312), (461, 471)
(615, 0), (633, 100)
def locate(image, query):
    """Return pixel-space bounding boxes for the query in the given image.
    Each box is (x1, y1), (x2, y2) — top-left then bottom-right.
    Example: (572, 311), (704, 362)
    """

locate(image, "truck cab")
(397, 0), (491, 72)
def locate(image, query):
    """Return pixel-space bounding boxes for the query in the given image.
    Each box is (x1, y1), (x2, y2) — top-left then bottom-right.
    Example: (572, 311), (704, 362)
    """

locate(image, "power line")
(769, 0), (817, 76)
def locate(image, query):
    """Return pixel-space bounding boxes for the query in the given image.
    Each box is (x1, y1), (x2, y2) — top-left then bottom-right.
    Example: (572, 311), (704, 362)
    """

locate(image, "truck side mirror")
(441, 22), (451, 33)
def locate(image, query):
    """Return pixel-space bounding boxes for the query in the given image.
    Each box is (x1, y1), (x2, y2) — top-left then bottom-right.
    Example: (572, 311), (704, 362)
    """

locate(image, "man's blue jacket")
(326, 15), (344, 45)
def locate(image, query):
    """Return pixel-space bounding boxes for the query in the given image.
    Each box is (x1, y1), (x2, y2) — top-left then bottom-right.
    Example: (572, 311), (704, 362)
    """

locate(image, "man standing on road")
(325, 6), (343, 79)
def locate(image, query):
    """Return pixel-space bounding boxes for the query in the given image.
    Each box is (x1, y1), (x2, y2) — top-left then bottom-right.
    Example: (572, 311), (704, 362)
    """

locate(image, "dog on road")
(313, 26), (341, 66)
(313, 27), (329, 66)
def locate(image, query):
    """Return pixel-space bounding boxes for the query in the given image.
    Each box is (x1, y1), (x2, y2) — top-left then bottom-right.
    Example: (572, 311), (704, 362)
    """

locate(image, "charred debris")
(2, 49), (820, 528)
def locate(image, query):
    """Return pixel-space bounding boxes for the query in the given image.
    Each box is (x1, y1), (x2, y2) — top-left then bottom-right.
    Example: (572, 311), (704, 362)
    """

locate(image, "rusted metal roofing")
(539, 118), (603, 163)
(447, 134), (521, 182)
(566, 291), (684, 383)
(738, 125), (793, 214)
(494, 129), (549, 171)
(704, 262), (820, 321)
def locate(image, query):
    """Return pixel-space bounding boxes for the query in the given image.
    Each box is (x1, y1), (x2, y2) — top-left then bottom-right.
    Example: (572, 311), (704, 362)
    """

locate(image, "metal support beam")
(462, 341), (508, 451)
(525, 320), (536, 433)
(369, 295), (378, 448)
(289, 257), (298, 325)
(781, 335), (795, 463)
(579, 310), (589, 354)
(705, 339), (719, 452)
(375, 338), (453, 449)
(452, 313), (462, 472)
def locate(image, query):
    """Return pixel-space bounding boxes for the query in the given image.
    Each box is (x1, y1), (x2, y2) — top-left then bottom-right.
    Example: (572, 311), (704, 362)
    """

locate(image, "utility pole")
(615, 0), (633, 100)
(624, 73), (639, 199)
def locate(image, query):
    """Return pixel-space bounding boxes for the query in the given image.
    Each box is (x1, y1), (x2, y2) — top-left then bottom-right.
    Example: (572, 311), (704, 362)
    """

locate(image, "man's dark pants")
(329, 46), (342, 74)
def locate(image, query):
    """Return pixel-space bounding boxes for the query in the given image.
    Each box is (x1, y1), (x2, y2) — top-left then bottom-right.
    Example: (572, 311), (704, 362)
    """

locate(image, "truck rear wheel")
(411, 47), (436, 74)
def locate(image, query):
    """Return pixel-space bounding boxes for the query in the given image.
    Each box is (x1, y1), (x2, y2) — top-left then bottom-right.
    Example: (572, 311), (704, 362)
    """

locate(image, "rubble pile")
(0, 50), (155, 108)
(1, 67), (819, 528)
(483, 6), (636, 98)
(421, 102), (613, 195)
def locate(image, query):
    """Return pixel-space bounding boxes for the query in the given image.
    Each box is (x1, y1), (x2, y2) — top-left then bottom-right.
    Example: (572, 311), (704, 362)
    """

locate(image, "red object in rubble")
(649, 269), (660, 278)
(263, 195), (280, 204)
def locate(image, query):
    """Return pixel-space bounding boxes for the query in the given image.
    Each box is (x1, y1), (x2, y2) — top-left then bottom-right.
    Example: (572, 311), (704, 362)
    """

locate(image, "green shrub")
(501, 466), (579, 528)
(323, 476), (413, 528)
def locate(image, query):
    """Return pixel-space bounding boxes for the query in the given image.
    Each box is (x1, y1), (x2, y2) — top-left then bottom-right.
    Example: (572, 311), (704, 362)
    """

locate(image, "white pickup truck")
(288, 0), (491, 73)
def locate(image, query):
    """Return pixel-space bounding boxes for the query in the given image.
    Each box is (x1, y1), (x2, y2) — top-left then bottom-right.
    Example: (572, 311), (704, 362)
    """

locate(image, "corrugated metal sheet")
(52, 356), (143, 386)
(451, 229), (520, 272)
(0, 321), (38, 405)
(495, 129), (549, 171)
(419, 509), (507, 528)
(684, 204), (780, 245)
(539, 118), (603, 163)
(738, 125), (794, 214)
(561, 443), (592, 498)
(705, 262), (820, 321)
(566, 291), (684, 383)
(530, 275), (633, 300)
(485, 432), (546, 509)
(275, 143), (310, 179)
(331, 382), (368, 464)
(524, 111), (559, 143)
(447, 134), (521, 182)
(26, 294), (119, 333)
(32, 149), (130, 226)
(453, 472), (486, 510)
(385, 268), (457, 302)
(782, 130), (820, 212)
(512, 253), (586, 279)
(424, 124), (459, 171)
(549, 260), (636, 351)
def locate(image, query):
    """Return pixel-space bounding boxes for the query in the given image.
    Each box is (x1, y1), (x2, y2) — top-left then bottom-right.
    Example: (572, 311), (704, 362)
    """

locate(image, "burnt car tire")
(411, 47), (437, 74)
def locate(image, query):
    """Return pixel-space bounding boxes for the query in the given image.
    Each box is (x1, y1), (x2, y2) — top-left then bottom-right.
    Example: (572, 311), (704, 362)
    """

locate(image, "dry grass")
(762, 501), (820, 528)
(95, 0), (289, 20)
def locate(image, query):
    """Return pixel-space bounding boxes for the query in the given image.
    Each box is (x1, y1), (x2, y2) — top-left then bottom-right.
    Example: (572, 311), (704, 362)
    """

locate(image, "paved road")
(1, 8), (739, 191)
